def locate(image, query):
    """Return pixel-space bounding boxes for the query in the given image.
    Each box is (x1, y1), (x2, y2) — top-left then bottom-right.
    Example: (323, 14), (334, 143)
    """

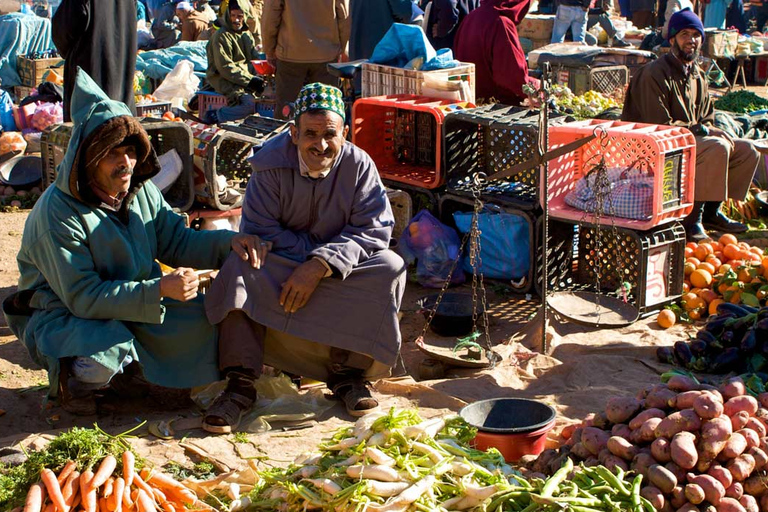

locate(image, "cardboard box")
(705, 29), (739, 58)
(518, 14), (555, 40)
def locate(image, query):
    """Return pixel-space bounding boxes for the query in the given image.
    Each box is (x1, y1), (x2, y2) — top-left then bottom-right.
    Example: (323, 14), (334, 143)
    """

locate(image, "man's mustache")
(112, 167), (134, 179)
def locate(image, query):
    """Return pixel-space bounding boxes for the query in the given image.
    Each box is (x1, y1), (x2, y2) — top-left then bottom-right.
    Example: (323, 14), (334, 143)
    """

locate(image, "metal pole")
(540, 63), (551, 354)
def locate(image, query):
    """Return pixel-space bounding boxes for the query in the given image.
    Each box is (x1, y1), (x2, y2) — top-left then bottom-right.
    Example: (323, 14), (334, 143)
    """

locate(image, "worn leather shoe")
(58, 361), (98, 416)
(702, 210), (748, 234)
(685, 222), (710, 243)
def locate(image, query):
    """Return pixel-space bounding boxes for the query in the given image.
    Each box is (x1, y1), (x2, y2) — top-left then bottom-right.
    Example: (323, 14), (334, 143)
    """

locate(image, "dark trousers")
(275, 60), (339, 119)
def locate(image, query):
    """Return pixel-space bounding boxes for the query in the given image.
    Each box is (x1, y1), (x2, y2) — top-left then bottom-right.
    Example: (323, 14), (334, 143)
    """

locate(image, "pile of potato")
(532, 375), (768, 512)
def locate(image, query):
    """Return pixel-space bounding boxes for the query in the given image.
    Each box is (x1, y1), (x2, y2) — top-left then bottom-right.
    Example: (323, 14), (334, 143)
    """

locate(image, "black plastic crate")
(382, 179), (440, 217)
(535, 218), (686, 316)
(136, 101), (173, 118)
(443, 104), (566, 211)
(438, 192), (535, 294)
(40, 119), (195, 212)
(193, 115), (289, 210)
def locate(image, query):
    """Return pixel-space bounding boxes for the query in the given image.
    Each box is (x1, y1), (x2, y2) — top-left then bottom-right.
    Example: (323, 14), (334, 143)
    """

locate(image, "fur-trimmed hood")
(54, 68), (160, 205)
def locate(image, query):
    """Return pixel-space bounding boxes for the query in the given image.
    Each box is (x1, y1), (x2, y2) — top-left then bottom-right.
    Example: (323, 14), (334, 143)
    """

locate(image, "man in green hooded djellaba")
(1, 68), (270, 415)
(204, 0), (265, 124)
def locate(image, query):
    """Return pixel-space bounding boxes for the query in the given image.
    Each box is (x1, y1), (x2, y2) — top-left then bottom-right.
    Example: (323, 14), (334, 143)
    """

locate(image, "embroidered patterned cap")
(294, 83), (346, 122)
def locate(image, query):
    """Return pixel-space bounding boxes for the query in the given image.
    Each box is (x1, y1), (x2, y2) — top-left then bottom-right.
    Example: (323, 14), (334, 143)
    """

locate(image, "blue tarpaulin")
(136, 41), (208, 81)
(0, 13), (55, 88)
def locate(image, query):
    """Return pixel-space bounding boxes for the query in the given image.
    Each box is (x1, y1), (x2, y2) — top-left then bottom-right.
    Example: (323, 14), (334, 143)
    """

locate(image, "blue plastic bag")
(0, 90), (16, 132)
(398, 209), (465, 288)
(453, 208), (530, 281)
(369, 23), (460, 71)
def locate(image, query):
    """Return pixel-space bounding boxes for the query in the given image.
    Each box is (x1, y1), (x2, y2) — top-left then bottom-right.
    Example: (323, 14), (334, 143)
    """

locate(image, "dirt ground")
(0, 208), (763, 477)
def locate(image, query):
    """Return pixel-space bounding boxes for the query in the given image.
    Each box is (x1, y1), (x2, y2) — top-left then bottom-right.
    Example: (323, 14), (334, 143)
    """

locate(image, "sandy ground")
(0, 207), (763, 477)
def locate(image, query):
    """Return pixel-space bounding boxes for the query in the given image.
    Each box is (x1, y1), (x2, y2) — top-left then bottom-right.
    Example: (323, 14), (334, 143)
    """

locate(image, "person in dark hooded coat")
(52, 0), (138, 122)
(453, 0), (534, 105)
(424, 0), (480, 50)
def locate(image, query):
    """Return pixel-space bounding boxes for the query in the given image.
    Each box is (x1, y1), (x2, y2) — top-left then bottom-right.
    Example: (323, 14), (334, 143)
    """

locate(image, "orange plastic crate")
(352, 95), (473, 189)
(544, 119), (696, 230)
(198, 91), (228, 115)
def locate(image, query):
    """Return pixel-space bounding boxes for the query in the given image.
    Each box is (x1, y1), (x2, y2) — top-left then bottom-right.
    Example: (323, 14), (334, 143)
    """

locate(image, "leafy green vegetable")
(714, 90), (768, 113)
(163, 460), (217, 481)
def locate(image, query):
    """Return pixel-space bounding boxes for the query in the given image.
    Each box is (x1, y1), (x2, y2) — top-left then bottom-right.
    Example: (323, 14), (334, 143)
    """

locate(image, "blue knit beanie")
(668, 8), (705, 40)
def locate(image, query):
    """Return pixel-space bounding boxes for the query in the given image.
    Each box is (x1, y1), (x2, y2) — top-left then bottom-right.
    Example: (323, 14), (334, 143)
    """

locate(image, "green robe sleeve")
(30, 220), (166, 324)
(147, 183), (236, 270)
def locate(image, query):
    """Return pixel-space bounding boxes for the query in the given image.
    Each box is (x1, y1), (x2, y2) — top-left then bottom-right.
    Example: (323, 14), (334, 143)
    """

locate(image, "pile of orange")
(679, 234), (768, 320)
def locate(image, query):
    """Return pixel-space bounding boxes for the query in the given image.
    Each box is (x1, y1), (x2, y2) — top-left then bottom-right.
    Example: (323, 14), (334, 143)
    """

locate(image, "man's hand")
(160, 267), (199, 302)
(279, 259), (327, 313)
(231, 234), (272, 269)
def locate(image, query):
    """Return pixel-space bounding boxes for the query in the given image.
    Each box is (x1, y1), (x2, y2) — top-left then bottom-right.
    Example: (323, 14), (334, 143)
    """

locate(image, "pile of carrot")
(19, 451), (212, 512)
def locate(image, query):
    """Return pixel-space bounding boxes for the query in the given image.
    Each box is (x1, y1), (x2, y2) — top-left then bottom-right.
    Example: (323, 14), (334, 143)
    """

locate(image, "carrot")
(110, 478), (125, 512)
(99, 497), (109, 512)
(122, 452), (135, 489)
(43, 504), (54, 512)
(141, 470), (186, 493)
(135, 490), (157, 512)
(132, 475), (155, 501)
(159, 501), (175, 512)
(57, 462), (77, 486)
(103, 478), (114, 499)
(122, 484), (134, 510)
(81, 470), (97, 512)
(23, 482), (45, 512)
(69, 491), (81, 511)
(150, 488), (167, 505)
(41, 468), (70, 512)
(89, 455), (117, 491)
(62, 471), (80, 504)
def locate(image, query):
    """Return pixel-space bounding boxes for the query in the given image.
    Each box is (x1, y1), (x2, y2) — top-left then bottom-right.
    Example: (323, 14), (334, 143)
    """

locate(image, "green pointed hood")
(55, 68), (159, 203)
(218, 0), (254, 32)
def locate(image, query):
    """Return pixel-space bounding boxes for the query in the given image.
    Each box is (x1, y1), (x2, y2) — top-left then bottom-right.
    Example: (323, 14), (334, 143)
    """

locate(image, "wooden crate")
(17, 56), (63, 87)
(13, 85), (35, 102)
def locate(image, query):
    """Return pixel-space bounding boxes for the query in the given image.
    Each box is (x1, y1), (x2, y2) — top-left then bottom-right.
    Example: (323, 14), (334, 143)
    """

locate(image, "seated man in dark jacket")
(622, 9), (759, 241)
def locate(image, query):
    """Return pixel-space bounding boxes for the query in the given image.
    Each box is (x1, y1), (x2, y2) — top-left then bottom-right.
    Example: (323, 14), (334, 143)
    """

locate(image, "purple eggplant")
(711, 347), (740, 373)
(741, 328), (757, 353)
(657, 346), (676, 365)
(689, 339), (709, 357)
(673, 341), (694, 367)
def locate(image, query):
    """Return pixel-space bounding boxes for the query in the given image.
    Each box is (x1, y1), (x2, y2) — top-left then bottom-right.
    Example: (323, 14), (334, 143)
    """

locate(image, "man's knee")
(70, 356), (117, 386)
(733, 138), (760, 167)
(373, 250), (407, 280)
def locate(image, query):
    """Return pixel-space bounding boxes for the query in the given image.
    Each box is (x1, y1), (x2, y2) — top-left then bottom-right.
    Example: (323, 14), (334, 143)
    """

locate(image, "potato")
(598, 448), (612, 464)
(533, 449), (558, 473)
(571, 427), (583, 444)
(668, 375), (700, 392)
(637, 385), (653, 400)
(739, 494), (758, 512)
(657, 410), (702, 439)
(707, 464), (733, 489)
(641, 486), (665, 510)
(666, 462), (687, 483)
(671, 486), (687, 509)
(722, 432), (748, 459)
(721, 378), (747, 400)
(730, 412), (750, 432)
(687, 473), (726, 505)
(652, 437), (673, 463)
(761, 494), (768, 512)
(560, 424), (577, 440)
(671, 432), (698, 469)
(649, 464), (678, 493)
(677, 504), (700, 512)
(716, 497), (747, 512)
(606, 396), (643, 424)
(725, 482), (744, 499)
(727, 453), (755, 482)
(632, 452), (657, 479)
(632, 417), (663, 444)
(685, 483), (706, 504)
(582, 427), (610, 455)
(674, 391), (706, 410)
(745, 418), (766, 438)
(747, 446), (768, 470)
(737, 429), (759, 449)
(602, 454), (629, 472)
(647, 385), (679, 410)
(570, 442), (592, 460)
(744, 474), (768, 497)
(758, 393), (768, 409)
(630, 408), (666, 430)
(701, 417), (733, 460)
(583, 456), (599, 467)
(611, 423), (632, 440)
(607, 436), (637, 461)
(724, 396), (759, 418)
(694, 393), (725, 420)
(593, 412), (611, 430)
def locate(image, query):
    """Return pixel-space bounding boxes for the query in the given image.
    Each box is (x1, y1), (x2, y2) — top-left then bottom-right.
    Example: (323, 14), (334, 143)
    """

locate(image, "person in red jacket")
(452, 0), (535, 105)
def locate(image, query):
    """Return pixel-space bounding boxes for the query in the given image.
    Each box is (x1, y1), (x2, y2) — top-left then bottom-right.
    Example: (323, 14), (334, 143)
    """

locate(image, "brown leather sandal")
(332, 379), (379, 418)
(202, 391), (255, 434)
(58, 361), (98, 416)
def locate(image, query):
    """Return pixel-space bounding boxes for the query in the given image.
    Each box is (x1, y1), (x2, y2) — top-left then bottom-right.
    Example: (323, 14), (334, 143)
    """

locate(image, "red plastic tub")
(460, 398), (557, 462)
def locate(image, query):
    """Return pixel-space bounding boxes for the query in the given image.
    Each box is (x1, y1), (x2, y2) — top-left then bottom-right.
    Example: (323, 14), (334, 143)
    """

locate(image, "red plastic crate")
(352, 95), (474, 189)
(197, 91), (228, 115)
(544, 119), (696, 230)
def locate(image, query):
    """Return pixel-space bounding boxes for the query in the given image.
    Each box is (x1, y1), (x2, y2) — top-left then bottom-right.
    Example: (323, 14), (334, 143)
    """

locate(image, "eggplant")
(657, 346), (676, 365)
(758, 308), (768, 321)
(711, 347), (740, 373)
(741, 328), (757, 353)
(756, 317), (768, 331)
(689, 339), (709, 357)
(703, 315), (732, 336)
(673, 341), (694, 367)
(742, 304), (760, 314)
(695, 331), (717, 343)
(717, 302), (754, 317)
(720, 329), (736, 346)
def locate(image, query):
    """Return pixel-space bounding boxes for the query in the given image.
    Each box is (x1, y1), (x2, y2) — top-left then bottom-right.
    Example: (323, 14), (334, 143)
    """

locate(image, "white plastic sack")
(153, 60), (200, 102)
(152, 149), (183, 192)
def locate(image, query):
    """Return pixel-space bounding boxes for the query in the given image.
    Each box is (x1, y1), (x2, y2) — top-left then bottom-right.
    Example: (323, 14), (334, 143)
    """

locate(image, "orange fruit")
(751, 246), (763, 255)
(719, 233), (738, 247)
(683, 282), (691, 293)
(697, 262), (717, 275)
(699, 289), (719, 304)
(710, 242), (722, 252)
(690, 269), (714, 289)
(694, 244), (713, 261)
(723, 244), (741, 262)
(762, 256), (768, 269)
(748, 253), (763, 265)
(709, 298), (725, 316)
(730, 291), (742, 304)
(758, 289), (768, 300)
(719, 263), (732, 274)
(730, 260), (745, 270)
(738, 268), (753, 283)
(657, 309), (676, 329)
(714, 251), (724, 260)
(689, 309), (703, 320)
(685, 247), (694, 258)
(718, 282), (730, 294)
(686, 257), (701, 268)
(686, 242), (699, 250)
(684, 262), (697, 276)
